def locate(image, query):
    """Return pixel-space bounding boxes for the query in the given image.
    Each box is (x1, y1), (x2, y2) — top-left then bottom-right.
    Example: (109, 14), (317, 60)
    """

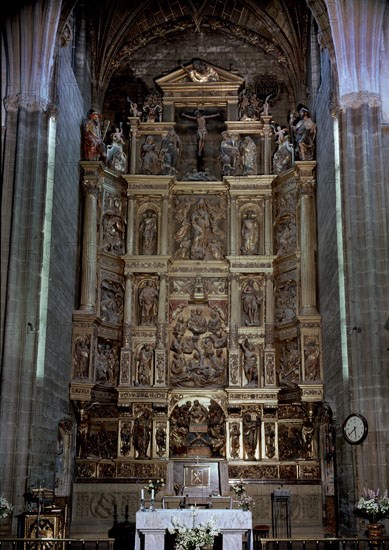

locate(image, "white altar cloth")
(135, 509), (253, 550)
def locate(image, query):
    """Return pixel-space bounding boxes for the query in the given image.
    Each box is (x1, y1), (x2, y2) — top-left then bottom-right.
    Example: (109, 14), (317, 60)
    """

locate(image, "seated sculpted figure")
(181, 59), (219, 82)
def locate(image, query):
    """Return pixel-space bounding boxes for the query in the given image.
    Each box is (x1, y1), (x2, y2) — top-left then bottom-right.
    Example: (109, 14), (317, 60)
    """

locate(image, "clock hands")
(347, 426), (357, 437)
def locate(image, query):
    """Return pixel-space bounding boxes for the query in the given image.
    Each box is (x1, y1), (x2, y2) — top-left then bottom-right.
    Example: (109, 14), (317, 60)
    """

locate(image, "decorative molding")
(339, 92), (381, 110)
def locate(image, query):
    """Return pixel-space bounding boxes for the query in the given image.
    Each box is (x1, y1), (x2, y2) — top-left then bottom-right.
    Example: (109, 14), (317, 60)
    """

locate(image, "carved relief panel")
(101, 189), (126, 255)
(169, 301), (228, 388)
(172, 195), (227, 261)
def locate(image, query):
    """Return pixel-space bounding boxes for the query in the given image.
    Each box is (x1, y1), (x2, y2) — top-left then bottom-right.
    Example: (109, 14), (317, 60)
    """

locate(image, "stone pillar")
(265, 274), (275, 322)
(230, 274), (240, 326)
(120, 267), (133, 385)
(160, 195), (168, 255)
(264, 274), (276, 386)
(123, 269), (133, 347)
(158, 274), (167, 324)
(127, 194), (135, 254)
(79, 162), (103, 311)
(264, 196), (273, 255)
(128, 118), (139, 174)
(155, 323), (167, 387)
(262, 115), (272, 175)
(296, 161), (317, 315)
(230, 195), (237, 256)
(229, 276), (240, 386)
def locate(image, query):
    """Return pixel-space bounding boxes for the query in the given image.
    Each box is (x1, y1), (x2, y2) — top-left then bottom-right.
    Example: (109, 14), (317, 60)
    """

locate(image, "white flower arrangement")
(168, 513), (220, 550)
(144, 478), (165, 495)
(230, 479), (246, 497)
(230, 479), (255, 510)
(0, 496), (13, 519)
(355, 489), (389, 523)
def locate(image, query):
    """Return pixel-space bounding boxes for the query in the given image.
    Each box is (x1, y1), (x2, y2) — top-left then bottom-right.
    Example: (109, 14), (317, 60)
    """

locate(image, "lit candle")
(141, 489), (144, 500)
(151, 489), (155, 500)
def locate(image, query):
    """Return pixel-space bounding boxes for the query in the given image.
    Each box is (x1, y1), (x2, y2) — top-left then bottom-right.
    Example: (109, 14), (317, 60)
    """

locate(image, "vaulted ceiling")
(72, 0), (328, 106)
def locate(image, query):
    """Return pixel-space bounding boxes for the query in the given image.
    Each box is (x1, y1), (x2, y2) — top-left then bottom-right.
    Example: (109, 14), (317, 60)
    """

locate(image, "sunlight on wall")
(36, 116), (57, 379)
(333, 117), (349, 383)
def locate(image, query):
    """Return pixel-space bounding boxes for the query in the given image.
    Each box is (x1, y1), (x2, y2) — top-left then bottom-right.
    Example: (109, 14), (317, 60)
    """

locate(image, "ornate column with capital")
(297, 161), (317, 315)
(79, 162), (103, 311)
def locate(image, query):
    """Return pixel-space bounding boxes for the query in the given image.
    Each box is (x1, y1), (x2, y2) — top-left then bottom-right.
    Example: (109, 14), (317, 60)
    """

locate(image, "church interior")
(1, 0), (388, 544)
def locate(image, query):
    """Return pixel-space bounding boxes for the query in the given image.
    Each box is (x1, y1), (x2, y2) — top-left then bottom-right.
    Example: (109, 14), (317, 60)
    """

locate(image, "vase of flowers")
(230, 479), (255, 511)
(144, 478), (165, 496)
(355, 488), (389, 542)
(168, 513), (220, 550)
(355, 489), (389, 524)
(0, 496), (13, 519)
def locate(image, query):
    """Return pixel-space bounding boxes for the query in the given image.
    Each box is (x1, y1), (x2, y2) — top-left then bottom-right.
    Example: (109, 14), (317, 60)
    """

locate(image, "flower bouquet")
(355, 489), (389, 524)
(168, 514), (220, 550)
(144, 478), (165, 496)
(0, 496), (13, 519)
(230, 479), (255, 511)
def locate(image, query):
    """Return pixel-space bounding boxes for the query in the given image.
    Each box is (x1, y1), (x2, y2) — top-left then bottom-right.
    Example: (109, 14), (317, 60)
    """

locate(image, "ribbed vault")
(79, 0), (312, 107)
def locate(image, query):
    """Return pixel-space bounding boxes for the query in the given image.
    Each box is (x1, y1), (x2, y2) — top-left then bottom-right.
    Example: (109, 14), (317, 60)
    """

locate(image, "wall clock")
(342, 413), (368, 444)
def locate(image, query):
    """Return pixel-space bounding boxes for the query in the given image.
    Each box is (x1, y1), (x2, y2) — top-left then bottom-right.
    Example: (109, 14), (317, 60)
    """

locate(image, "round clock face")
(342, 413), (368, 444)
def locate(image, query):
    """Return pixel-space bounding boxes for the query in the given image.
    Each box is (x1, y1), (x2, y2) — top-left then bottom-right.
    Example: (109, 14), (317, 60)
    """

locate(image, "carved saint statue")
(243, 412), (260, 460)
(240, 338), (259, 387)
(241, 211), (259, 255)
(138, 280), (158, 326)
(137, 344), (153, 386)
(240, 136), (257, 175)
(241, 279), (263, 326)
(83, 110), (107, 162)
(132, 409), (152, 459)
(140, 210), (158, 255)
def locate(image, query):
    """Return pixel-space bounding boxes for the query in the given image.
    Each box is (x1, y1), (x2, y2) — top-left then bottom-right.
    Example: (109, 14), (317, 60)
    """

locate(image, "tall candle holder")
(140, 497), (145, 512)
(149, 497), (155, 512)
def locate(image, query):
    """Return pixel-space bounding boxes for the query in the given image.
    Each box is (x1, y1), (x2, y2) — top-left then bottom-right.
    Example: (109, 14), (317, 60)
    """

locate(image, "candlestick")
(141, 489), (144, 500)
(151, 489), (155, 500)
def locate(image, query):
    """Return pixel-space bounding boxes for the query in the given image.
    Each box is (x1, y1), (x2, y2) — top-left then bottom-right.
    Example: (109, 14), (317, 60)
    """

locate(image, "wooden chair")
(253, 524), (270, 549)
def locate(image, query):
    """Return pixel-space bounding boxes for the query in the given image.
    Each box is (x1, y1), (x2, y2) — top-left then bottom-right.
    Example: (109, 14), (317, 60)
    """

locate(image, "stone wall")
(27, 24), (88, 492)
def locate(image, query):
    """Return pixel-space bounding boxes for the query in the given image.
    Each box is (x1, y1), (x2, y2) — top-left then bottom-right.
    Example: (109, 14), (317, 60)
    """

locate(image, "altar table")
(135, 509), (253, 550)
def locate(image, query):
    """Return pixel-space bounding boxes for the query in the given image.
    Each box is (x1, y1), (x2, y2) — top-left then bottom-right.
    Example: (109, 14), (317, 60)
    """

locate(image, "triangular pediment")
(156, 59), (244, 87)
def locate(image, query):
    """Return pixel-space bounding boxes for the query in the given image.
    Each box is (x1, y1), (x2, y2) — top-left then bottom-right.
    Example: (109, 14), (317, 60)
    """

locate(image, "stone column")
(230, 195), (237, 256)
(296, 161), (317, 315)
(160, 195), (168, 254)
(264, 196), (273, 255)
(158, 274), (167, 324)
(264, 274), (276, 386)
(79, 162), (103, 311)
(262, 115), (272, 175)
(120, 268), (133, 385)
(128, 118), (139, 174)
(123, 268), (133, 347)
(229, 275), (240, 386)
(126, 194), (135, 254)
(265, 274), (275, 322)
